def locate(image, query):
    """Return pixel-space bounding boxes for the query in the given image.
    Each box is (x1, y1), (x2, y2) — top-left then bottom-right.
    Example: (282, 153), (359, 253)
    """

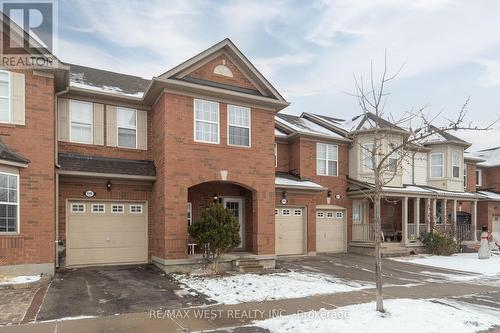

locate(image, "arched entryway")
(187, 181), (255, 254)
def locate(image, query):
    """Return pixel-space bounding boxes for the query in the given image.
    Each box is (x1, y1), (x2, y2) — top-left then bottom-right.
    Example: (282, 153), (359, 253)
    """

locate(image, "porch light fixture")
(106, 180), (112, 192)
(213, 194), (219, 202)
(280, 191), (288, 205)
(327, 190), (332, 198)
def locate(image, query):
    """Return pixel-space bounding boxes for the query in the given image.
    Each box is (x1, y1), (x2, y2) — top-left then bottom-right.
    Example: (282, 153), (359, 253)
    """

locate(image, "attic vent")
(213, 59), (233, 77)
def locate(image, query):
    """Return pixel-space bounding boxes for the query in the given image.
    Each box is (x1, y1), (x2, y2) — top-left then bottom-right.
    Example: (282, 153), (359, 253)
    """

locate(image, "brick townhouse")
(1, 21), (499, 276)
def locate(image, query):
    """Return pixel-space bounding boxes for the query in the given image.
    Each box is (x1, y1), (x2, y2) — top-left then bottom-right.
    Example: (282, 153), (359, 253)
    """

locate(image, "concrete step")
(234, 259), (259, 267)
(239, 264), (265, 273)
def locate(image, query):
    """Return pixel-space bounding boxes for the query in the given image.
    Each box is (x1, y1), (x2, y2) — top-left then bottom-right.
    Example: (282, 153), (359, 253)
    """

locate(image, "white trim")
(336, 212), (343, 218)
(430, 152), (445, 178)
(326, 211), (334, 218)
(69, 99), (93, 144)
(275, 208), (279, 216)
(361, 143), (374, 172)
(91, 203), (105, 213)
(476, 169), (482, 186)
(452, 151), (460, 178)
(70, 203), (85, 213)
(293, 208), (303, 216)
(317, 211), (324, 218)
(316, 143), (338, 176)
(0, 70), (11, 124)
(129, 204), (143, 214)
(274, 143), (278, 168)
(0, 171), (19, 233)
(187, 202), (193, 225)
(194, 98), (220, 144)
(111, 204), (124, 213)
(281, 208), (291, 216)
(116, 107), (138, 149)
(227, 104), (251, 147)
(222, 197), (245, 248)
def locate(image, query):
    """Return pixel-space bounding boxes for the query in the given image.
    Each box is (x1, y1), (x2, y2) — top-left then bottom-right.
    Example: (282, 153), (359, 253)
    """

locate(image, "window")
(274, 143), (278, 167)
(187, 202), (192, 226)
(194, 99), (219, 143)
(326, 212), (334, 218)
(130, 204), (143, 213)
(117, 107), (137, 148)
(336, 212), (343, 218)
(317, 143), (338, 176)
(388, 152), (398, 173)
(317, 211), (324, 218)
(0, 173), (18, 232)
(275, 209), (279, 216)
(362, 143), (374, 171)
(430, 153), (444, 178)
(228, 105), (250, 147)
(0, 71), (10, 123)
(91, 204), (105, 213)
(476, 169), (482, 186)
(71, 203), (85, 213)
(70, 100), (92, 144)
(111, 204), (124, 213)
(464, 163), (467, 189)
(282, 209), (290, 216)
(452, 151), (460, 178)
(293, 209), (302, 216)
(353, 201), (362, 224)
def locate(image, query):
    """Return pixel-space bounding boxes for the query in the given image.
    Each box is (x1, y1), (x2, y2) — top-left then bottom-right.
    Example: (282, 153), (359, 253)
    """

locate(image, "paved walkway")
(0, 287), (39, 326)
(1, 281), (498, 333)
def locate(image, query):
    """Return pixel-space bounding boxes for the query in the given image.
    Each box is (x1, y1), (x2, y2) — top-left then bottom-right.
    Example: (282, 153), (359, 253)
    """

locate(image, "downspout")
(54, 87), (69, 269)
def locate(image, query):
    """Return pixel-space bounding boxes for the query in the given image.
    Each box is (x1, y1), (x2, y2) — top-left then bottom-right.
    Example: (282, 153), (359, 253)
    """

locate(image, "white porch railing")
(456, 224), (473, 241)
(352, 223), (375, 241)
(419, 223), (427, 234)
(407, 224), (418, 241)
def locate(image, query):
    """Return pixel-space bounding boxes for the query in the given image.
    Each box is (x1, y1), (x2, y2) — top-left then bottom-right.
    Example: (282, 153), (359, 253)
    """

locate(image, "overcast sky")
(55, 0), (500, 150)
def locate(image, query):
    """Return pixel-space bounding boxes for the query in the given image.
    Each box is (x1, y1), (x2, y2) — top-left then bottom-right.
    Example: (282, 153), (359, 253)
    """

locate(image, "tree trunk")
(374, 180), (385, 312)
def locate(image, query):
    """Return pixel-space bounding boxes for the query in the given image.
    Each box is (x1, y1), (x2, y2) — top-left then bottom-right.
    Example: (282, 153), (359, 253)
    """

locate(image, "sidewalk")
(1, 282), (498, 333)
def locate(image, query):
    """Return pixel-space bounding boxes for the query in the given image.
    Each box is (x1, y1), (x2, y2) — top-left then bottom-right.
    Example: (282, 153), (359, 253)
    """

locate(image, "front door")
(222, 197), (244, 248)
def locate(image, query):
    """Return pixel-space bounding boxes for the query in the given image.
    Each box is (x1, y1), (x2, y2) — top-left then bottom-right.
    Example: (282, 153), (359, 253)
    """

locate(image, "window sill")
(0, 232), (22, 237)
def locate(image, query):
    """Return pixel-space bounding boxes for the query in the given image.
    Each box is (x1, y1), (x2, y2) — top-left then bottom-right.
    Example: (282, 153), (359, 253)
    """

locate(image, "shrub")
(420, 229), (458, 256)
(188, 203), (241, 272)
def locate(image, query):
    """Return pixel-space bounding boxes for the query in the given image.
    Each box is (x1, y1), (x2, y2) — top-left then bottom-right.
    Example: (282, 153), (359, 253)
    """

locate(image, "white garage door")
(316, 209), (346, 253)
(275, 207), (306, 255)
(66, 201), (148, 267)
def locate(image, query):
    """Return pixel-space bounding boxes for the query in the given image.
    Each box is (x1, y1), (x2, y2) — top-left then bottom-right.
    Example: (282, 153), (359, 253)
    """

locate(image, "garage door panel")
(67, 201), (148, 267)
(316, 210), (346, 253)
(275, 207), (305, 256)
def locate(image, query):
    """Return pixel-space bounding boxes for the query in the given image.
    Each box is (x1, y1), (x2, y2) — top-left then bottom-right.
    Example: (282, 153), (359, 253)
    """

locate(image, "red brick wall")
(0, 70), (55, 267)
(188, 54), (258, 91)
(58, 179), (153, 259)
(484, 167), (500, 191)
(276, 141), (290, 173)
(154, 92), (276, 259)
(466, 162), (477, 192)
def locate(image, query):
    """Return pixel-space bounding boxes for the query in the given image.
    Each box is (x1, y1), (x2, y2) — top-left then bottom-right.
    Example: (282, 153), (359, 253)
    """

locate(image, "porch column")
(431, 198), (437, 229)
(472, 201), (478, 241)
(453, 200), (458, 230)
(414, 198), (420, 238)
(425, 198), (431, 232)
(402, 196), (408, 245)
(443, 199), (448, 224)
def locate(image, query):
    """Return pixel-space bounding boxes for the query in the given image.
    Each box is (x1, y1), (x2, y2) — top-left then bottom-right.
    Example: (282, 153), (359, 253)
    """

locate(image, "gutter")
(56, 170), (156, 181)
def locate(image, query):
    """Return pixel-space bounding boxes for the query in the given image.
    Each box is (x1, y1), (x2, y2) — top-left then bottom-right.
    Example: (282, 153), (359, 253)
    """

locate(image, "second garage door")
(316, 209), (346, 253)
(66, 201), (148, 267)
(275, 207), (306, 255)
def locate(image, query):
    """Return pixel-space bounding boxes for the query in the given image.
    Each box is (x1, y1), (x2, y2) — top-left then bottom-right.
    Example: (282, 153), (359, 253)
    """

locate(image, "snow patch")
(174, 271), (372, 304)
(0, 275), (40, 285)
(70, 81), (144, 98)
(38, 315), (97, 323)
(256, 299), (500, 333)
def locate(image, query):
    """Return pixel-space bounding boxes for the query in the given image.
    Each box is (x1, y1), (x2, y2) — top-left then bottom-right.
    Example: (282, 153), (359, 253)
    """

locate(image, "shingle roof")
(475, 146), (500, 167)
(0, 139), (30, 165)
(424, 125), (470, 146)
(68, 64), (150, 98)
(275, 113), (348, 140)
(58, 153), (155, 177)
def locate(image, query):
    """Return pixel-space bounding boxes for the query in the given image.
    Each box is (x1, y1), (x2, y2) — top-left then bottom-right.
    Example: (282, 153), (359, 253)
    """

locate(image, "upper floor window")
(317, 143), (338, 176)
(464, 163), (467, 189)
(388, 151), (398, 173)
(0, 71), (10, 123)
(228, 105), (250, 147)
(117, 107), (137, 148)
(476, 169), (482, 186)
(70, 100), (93, 144)
(194, 99), (219, 144)
(0, 172), (18, 233)
(452, 151), (460, 178)
(362, 143), (374, 172)
(352, 201), (362, 224)
(430, 153), (444, 178)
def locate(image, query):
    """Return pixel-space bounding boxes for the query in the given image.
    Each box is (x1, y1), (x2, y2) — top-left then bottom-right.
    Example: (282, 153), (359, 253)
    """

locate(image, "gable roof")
(0, 139), (30, 166)
(158, 38), (287, 103)
(474, 146), (500, 167)
(423, 125), (471, 147)
(69, 64), (150, 99)
(275, 113), (349, 142)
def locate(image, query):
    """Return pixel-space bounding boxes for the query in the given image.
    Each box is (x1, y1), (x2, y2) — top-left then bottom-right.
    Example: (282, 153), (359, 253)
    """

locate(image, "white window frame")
(0, 172), (19, 233)
(430, 153), (444, 178)
(194, 99), (220, 144)
(91, 204), (105, 213)
(317, 211), (324, 218)
(111, 204), (124, 213)
(227, 104), (251, 147)
(187, 202), (192, 226)
(275, 208), (279, 216)
(0, 71), (11, 124)
(326, 211), (334, 218)
(69, 100), (93, 144)
(336, 212), (343, 218)
(362, 143), (374, 172)
(293, 209), (302, 216)
(129, 204), (143, 214)
(281, 209), (291, 216)
(274, 143), (278, 168)
(353, 201), (362, 224)
(317, 143), (339, 176)
(117, 107), (137, 149)
(476, 169), (482, 186)
(71, 203), (85, 213)
(464, 163), (467, 190)
(388, 151), (398, 173)
(452, 151), (460, 178)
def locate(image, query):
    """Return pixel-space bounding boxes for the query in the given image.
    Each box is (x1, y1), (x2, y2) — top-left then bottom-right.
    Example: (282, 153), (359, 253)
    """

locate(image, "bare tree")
(349, 52), (499, 313)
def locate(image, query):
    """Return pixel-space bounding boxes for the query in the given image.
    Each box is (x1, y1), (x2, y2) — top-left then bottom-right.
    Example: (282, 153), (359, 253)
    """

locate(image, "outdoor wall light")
(106, 180), (112, 192)
(213, 194), (219, 202)
(282, 191), (288, 199)
(327, 190), (332, 198)
(280, 191), (288, 205)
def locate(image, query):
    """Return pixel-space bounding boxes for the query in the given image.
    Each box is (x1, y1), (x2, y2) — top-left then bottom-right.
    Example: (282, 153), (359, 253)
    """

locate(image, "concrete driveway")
(36, 265), (211, 321)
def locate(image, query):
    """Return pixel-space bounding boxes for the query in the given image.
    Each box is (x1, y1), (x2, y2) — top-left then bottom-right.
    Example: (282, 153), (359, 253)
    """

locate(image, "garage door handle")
(106, 236), (111, 242)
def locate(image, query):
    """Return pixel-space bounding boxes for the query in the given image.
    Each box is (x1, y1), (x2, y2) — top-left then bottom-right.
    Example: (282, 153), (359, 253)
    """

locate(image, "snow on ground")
(392, 253), (500, 277)
(38, 315), (97, 323)
(0, 275), (40, 285)
(174, 271), (372, 304)
(256, 299), (500, 333)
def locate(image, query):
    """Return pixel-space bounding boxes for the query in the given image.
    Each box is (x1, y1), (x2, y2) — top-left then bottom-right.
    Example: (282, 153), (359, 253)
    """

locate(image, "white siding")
(414, 152), (427, 185)
(402, 154), (413, 184)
